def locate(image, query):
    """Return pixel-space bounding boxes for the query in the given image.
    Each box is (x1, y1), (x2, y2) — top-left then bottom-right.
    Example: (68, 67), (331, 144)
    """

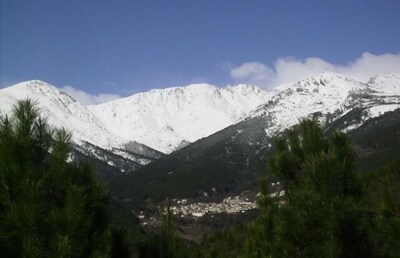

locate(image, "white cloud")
(230, 52), (400, 88)
(230, 62), (275, 86)
(62, 85), (121, 105)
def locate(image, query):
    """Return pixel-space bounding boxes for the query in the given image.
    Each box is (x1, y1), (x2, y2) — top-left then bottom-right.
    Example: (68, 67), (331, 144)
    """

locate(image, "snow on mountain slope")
(247, 72), (400, 137)
(0, 80), (125, 148)
(367, 73), (400, 95)
(363, 73), (400, 121)
(1, 73), (398, 161)
(89, 84), (272, 153)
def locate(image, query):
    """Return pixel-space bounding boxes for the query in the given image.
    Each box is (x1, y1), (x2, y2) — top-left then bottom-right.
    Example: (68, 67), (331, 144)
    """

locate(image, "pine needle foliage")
(236, 119), (380, 257)
(262, 119), (372, 257)
(0, 99), (109, 257)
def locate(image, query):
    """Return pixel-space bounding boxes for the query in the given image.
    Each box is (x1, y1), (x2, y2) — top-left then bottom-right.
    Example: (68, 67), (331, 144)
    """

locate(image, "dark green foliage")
(159, 199), (187, 258)
(191, 224), (249, 258)
(0, 99), (110, 257)
(348, 108), (400, 171)
(258, 119), (372, 257)
(269, 120), (327, 194)
(110, 227), (131, 258)
(160, 199), (175, 258)
(237, 179), (278, 258)
(194, 119), (400, 257)
(367, 158), (400, 257)
(134, 232), (164, 258)
(131, 200), (188, 258)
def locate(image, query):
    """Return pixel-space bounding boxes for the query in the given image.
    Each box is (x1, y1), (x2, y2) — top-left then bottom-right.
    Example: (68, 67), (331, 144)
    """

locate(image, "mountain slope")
(0, 80), (163, 172)
(368, 73), (400, 95)
(0, 80), (124, 148)
(1, 73), (399, 177)
(0, 80), (272, 171)
(109, 73), (400, 205)
(248, 72), (400, 136)
(89, 84), (272, 153)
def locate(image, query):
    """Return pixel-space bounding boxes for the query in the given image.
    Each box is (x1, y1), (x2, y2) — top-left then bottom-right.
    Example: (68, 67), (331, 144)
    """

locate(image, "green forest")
(1, 100), (399, 257)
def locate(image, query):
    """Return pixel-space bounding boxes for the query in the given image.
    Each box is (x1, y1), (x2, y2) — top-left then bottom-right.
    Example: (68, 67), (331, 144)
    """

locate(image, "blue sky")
(1, 0), (400, 103)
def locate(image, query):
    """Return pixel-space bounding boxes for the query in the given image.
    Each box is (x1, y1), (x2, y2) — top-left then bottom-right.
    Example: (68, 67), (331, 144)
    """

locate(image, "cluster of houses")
(169, 195), (257, 218)
(138, 182), (283, 226)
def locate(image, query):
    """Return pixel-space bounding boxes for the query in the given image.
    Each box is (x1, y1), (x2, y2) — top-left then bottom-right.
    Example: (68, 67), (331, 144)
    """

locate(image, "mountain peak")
(0, 80), (126, 149)
(20, 79), (58, 89)
(146, 83), (216, 94)
(291, 72), (365, 93)
(248, 72), (375, 136)
(2, 73), (398, 156)
(5, 80), (75, 101)
(89, 82), (272, 153)
(185, 83), (216, 89)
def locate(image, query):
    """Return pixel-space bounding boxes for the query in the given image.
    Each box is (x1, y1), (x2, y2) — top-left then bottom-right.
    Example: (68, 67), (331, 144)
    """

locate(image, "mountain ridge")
(90, 83), (273, 153)
(1, 73), (399, 175)
(1, 80), (274, 154)
(0, 80), (163, 172)
(107, 72), (400, 204)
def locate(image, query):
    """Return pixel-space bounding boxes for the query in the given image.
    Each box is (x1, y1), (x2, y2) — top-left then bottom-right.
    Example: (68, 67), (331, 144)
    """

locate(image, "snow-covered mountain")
(0, 80), (163, 171)
(1, 73), (399, 174)
(0, 80), (272, 170)
(247, 72), (400, 137)
(121, 73), (400, 201)
(0, 80), (124, 148)
(368, 73), (400, 95)
(0, 81), (272, 154)
(89, 84), (272, 153)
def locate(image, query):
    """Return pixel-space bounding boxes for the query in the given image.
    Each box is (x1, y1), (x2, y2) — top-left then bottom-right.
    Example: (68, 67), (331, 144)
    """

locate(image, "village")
(170, 195), (258, 218)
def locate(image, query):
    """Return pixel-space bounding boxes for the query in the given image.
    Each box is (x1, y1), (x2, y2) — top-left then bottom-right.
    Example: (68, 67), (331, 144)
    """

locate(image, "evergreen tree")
(110, 227), (131, 258)
(368, 158), (400, 257)
(250, 119), (372, 257)
(159, 198), (186, 258)
(160, 199), (175, 258)
(243, 177), (278, 258)
(192, 119), (400, 257)
(0, 99), (109, 257)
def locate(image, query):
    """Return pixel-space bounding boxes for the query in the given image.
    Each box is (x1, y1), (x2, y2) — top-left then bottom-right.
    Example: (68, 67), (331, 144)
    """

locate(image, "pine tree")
(110, 227), (131, 258)
(160, 199), (175, 258)
(157, 198), (187, 258)
(252, 119), (372, 257)
(369, 159), (400, 257)
(0, 99), (109, 257)
(243, 177), (278, 258)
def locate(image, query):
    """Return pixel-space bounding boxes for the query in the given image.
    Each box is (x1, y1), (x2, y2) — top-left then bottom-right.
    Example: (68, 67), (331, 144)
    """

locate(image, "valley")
(1, 72), (400, 241)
